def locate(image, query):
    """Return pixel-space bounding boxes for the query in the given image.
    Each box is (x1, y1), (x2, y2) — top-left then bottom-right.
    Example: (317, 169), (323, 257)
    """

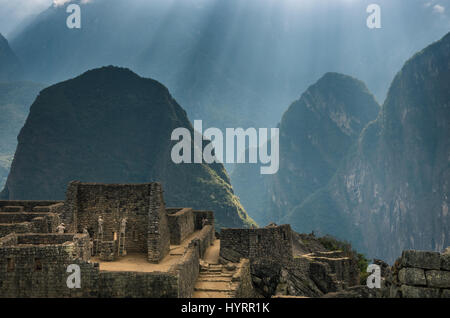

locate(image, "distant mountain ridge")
(232, 72), (380, 226)
(0, 33), (22, 81)
(9, 0), (450, 132)
(0, 81), (45, 189)
(0, 66), (254, 229)
(283, 32), (450, 262)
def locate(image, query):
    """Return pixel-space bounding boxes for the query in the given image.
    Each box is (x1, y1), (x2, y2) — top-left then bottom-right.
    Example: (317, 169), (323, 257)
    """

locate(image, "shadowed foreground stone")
(441, 253), (450, 271)
(401, 250), (441, 270)
(425, 270), (450, 288)
(400, 285), (440, 298)
(398, 268), (426, 286)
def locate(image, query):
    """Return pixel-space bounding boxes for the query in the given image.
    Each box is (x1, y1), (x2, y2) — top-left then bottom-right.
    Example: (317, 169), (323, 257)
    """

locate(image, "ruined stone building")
(219, 225), (360, 297)
(0, 180), (448, 298)
(0, 181), (253, 297)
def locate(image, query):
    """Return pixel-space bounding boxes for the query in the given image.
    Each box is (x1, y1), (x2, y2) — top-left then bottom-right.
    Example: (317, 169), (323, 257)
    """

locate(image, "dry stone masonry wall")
(390, 249), (450, 298)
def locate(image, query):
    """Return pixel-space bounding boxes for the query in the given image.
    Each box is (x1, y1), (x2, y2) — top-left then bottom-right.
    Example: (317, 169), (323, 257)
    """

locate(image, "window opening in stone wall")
(34, 258), (42, 271)
(7, 258), (14, 272)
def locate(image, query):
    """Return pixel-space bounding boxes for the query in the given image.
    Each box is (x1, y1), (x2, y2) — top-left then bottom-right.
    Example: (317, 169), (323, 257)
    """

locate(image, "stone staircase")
(193, 263), (239, 298)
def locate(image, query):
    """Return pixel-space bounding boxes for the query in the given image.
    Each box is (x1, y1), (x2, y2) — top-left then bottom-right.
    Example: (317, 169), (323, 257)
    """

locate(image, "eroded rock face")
(221, 229), (362, 298)
(322, 285), (381, 298)
(0, 66), (254, 229)
(238, 72), (380, 226)
(0, 34), (23, 82)
(0, 82), (45, 189)
(287, 32), (450, 263)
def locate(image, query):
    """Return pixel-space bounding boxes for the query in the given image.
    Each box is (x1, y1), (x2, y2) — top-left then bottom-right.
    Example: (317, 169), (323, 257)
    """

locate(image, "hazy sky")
(0, 0), (52, 37)
(0, 0), (448, 38)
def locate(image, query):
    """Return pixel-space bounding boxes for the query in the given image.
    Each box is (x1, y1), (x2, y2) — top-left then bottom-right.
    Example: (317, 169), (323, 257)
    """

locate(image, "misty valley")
(0, 0), (449, 301)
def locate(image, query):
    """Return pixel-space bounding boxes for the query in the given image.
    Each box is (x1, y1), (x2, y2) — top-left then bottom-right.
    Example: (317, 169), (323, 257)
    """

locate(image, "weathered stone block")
(389, 285), (401, 298)
(442, 289), (450, 298)
(99, 241), (116, 261)
(441, 253), (450, 271)
(425, 270), (450, 288)
(398, 268), (426, 286)
(401, 250), (440, 270)
(400, 285), (440, 298)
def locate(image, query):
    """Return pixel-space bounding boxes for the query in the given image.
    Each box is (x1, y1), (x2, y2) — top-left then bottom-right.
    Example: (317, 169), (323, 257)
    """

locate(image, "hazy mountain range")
(233, 32), (450, 262)
(0, 0), (449, 261)
(6, 0), (450, 130)
(0, 66), (255, 229)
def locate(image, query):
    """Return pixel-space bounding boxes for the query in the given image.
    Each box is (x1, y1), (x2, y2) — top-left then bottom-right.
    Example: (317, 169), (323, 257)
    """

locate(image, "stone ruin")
(219, 224), (360, 297)
(0, 180), (448, 298)
(388, 249), (450, 298)
(0, 181), (253, 298)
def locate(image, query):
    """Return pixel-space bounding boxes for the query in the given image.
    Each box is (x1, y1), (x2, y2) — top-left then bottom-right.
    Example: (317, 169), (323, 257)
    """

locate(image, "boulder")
(322, 285), (381, 298)
(425, 270), (450, 288)
(400, 285), (440, 298)
(398, 268), (426, 286)
(440, 253), (450, 271)
(401, 250), (440, 270)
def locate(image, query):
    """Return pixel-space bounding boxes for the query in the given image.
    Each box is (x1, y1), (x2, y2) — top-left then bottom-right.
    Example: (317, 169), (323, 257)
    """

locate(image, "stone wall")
(220, 224), (294, 264)
(65, 181), (171, 263)
(66, 182), (152, 253)
(0, 222), (33, 237)
(0, 201), (62, 211)
(232, 259), (256, 298)
(63, 182), (79, 233)
(193, 210), (214, 231)
(0, 233), (17, 247)
(167, 208), (195, 245)
(0, 182), (219, 298)
(97, 271), (178, 297)
(99, 241), (116, 261)
(0, 212), (60, 235)
(301, 251), (360, 289)
(147, 183), (170, 263)
(199, 225), (215, 258)
(390, 249), (450, 298)
(0, 201), (62, 238)
(0, 233), (97, 297)
(173, 239), (201, 298)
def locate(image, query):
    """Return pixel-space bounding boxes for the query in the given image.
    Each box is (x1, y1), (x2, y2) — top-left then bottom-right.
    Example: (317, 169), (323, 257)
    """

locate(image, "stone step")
(193, 291), (233, 298)
(201, 267), (223, 272)
(197, 277), (232, 283)
(200, 268), (223, 272)
(198, 272), (232, 277)
(194, 281), (233, 292)
(2, 206), (24, 212)
(199, 272), (233, 277)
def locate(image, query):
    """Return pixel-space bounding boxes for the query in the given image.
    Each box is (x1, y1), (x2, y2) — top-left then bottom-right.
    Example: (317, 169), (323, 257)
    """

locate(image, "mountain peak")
(56, 65), (169, 95)
(247, 73), (380, 226)
(0, 33), (22, 81)
(1, 67), (253, 229)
